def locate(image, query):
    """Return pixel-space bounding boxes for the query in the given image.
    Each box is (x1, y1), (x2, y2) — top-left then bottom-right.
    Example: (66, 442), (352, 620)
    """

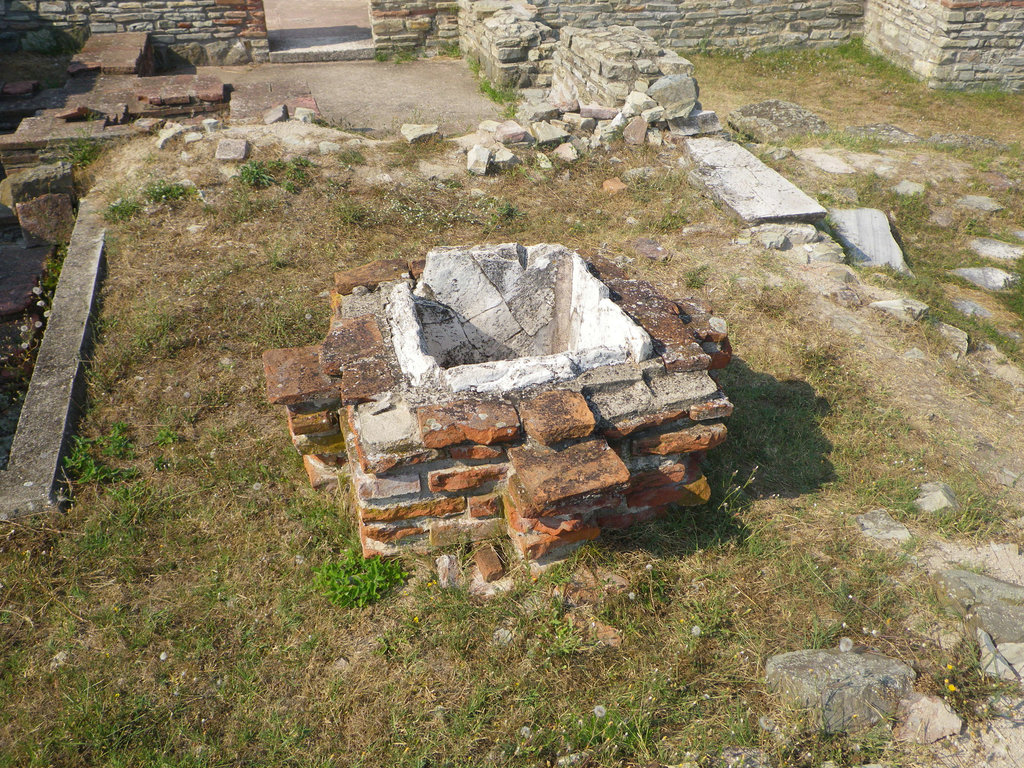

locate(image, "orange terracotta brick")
(303, 455), (340, 492)
(360, 496), (466, 523)
(361, 522), (425, 544)
(469, 493), (503, 519)
(632, 422), (727, 456)
(319, 315), (384, 376)
(449, 444), (505, 461)
(511, 525), (600, 560)
(474, 545), (505, 582)
(263, 346), (339, 405)
(334, 258), (408, 295)
(428, 464), (508, 493)
(416, 399), (520, 448)
(519, 389), (596, 444)
(689, 396), (734, 421)
(287, 408), (338, 437)
(601, 408), (687, 439)
(508, 438), (629, 512)
(429, 518), (505, 547)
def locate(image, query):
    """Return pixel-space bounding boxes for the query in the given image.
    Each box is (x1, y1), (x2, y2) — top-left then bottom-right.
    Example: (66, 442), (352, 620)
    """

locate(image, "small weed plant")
(238, 160), (276, 189)
(64, 422), (138, 484)
(59, 138), (102, 168)
(238, 158), (314, 192)
(104, 198), (141, 222)
(143, 179), (197, 204)
(314, 549), (409, 608)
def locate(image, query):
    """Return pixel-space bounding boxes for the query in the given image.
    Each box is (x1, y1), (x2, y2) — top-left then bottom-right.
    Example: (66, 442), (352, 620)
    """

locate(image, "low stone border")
(0, 198), (105, 519)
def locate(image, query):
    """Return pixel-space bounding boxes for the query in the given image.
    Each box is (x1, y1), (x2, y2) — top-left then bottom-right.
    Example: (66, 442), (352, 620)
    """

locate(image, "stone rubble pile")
(264, 245), (733, 565)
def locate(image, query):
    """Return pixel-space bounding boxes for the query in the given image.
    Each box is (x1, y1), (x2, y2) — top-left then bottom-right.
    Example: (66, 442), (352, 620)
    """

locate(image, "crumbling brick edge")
(0, 198), (105, 519)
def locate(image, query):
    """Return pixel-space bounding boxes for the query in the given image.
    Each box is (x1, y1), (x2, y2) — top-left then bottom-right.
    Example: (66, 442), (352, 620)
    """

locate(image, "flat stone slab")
(969, 237), (1024, 262)
(855, 508), (912, 542)
(846, 123), (921, 144)
(726, 99), (828, 143)
(70, 32), (154, 76)
(683, 137), (826, 224)
(950, 267), (1020, 292)
(215, 138), (250, 162)
(951, 298), (993, 318)
(830, 208), (911, 274)
(508, 437), (630, 513)
(765, 649), (915, 733)
(934, 569), (1024, 644)
(956, 195), (1004, 213)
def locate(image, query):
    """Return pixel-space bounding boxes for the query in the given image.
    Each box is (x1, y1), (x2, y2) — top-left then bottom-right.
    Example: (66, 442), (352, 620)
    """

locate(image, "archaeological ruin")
(1, 0), (1022, 90)
(263, 244), (734, 564)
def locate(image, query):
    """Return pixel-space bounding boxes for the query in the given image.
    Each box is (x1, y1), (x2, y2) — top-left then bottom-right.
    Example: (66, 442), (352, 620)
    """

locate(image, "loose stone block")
(519, 389), (596, 445)
(16, 193), (74, 246)
(401, 123), (440, 143)
(6, 161), (74, 205)
(215, 138), (249, 162)
(689, 395), (734, 421)
(417, 399), (521, 448)
(474, 545), (505, 582)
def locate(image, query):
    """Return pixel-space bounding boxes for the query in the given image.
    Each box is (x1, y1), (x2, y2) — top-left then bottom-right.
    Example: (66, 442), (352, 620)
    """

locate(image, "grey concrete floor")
(262, 0), (372, 48)
(201, 58), (502, 137)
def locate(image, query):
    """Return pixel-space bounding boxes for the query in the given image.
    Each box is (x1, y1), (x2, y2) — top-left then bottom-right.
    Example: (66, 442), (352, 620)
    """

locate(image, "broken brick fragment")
(519, 389), (596, 445)
(449, 444), (505, 461)
(334, 259), (409, 295)
(263, 346), (339, 405)
(360, 496), (466, 523)
(287, 408), (338, 437)
(689, 395), (734, 421)
(416, 399), (520, 448)
(469, 493), (503, 519)
(474, 545), (505, 582)
(427, 464), (508, 493)
(508, 438), (630, 513)
(632, 422), (727, 455)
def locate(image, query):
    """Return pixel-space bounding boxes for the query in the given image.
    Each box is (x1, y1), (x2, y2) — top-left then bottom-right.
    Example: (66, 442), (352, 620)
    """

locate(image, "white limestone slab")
(683, 137), (826, 224)
(830, 208), (912, 275)
(969, 237), (1024, 262)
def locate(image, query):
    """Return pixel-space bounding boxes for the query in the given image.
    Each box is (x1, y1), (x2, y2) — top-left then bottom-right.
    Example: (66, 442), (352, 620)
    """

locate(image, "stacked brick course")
(0, 0), (268, 64)
(370, 0), (459, 53)
(264, 244), (733, 565)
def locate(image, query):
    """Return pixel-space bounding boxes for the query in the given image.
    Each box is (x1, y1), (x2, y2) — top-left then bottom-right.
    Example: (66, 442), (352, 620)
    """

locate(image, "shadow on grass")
(603, 356), (835, 558)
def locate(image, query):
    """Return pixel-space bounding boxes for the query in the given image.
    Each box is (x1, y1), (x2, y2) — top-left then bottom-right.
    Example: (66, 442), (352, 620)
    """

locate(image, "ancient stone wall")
(458, 0), (557, 87)
(0, 0), (268, 65)
(369, 0), (459, 53)
(525, 0), (864, 51)
(866, 0), (1024, 91)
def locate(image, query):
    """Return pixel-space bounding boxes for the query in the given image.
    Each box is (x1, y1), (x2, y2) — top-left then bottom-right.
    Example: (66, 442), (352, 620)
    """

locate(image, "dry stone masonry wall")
(370, 0), (459, 53)
(0, 0), (268, 64)
(263, 245), (734, 565)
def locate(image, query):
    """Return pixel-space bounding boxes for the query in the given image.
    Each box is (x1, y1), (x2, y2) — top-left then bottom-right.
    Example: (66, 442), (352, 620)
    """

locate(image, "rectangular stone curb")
(0, 197), (106, 519)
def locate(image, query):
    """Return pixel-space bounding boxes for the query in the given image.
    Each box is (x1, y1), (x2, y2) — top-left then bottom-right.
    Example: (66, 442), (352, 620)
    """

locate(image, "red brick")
(1, 81), (38, 97)
(474, 545), (505, 582)
(334, 259), (409, 295)
(625, 463), (709, 510)
(417, 399), (520, 448)
(601, 408), (687, 439)
(361, 522), (424, 544)
(360, 496), (465, 523)
(511, 526), (600, 560)
(428, 464), (507, 493)
(468, 493), (503, 519)
(633, 422), (727, 455)
(584, 255), (629, 281)
(263, 346), (339, 405)
(287, 408), (337, 436)
(303, 455), (340, 492)
(596, 505), (666, 530)
(319, 315), (384, 376)
(519, 389), (596, 445)
(689, 396), (734, 421)
(340, 356), (400, 405)
(506, 499), (591, 535)
(703, 338), (732, 370)
(449, 444), (505, 461)
(508, 438), (630, 513)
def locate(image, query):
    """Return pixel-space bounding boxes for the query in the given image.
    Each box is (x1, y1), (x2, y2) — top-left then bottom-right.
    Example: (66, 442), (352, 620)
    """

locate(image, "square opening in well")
(388, 244), (654, 394)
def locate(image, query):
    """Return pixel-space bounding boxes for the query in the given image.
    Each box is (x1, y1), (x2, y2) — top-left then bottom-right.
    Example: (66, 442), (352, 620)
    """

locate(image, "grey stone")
(978, 628), (1019, 680)
(579, 104), (619, 120)
(667, 109), (722, 137)
(319, 141), (341, 155)
(552, 142), (578, 162)
(492, 147), (520, 170)
(930, 134), (1010, 152)
(156, 122), (186, 149)
(683, 137), (826, 224)
(354, 399), (420, 453)
(720, 746), (773, 767)
(22, 29), (58, 53)
(951, 298), (992, 319)
(183, 131), (203, 145)
(215, 138), (250, 162)
(950, 267), (1019, 292)
(934, 570), (1024, 644)
(645, 370), (718, 411)
(893, 693), (962, 744)
(263, 104), (288, 124)
(869, 298), (929, 322)
(855, 509), (912, 542)
(936, 322), (969, 358)
(764, 649), (915, 733)
(727, 99), (829, 143)
(495, 120), (532, 145)
(915, 482), (959, 513)
(646, 74), (699, 120)
(893, 180), (926, 196)
(436, 554), (462, 589)
(829, 208), (912, 275)
(998, 642), (1024, 672)
(400, 123), (439, 144)
(969, 237), (1024, 262)
(6, 162), (74, 207)
(201, 118), (222, 133)
(221, 40), (251, 66)
(517, 101), (558, 123)
(466, 145), (491, 176)
(846, 123), (920, 144)
(562, 113), (596, 133)
(585, 380), (654, 424)
(974, 604), (1024, 645)
(623, 90), (657, 117)
(530, 121), (570, 147)
(292, 107), (316, 123)
(955, 195), (1004, 213)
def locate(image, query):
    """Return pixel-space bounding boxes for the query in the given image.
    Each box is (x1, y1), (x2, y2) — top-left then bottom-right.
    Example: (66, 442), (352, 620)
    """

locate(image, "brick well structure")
(264, 244), (733, 564)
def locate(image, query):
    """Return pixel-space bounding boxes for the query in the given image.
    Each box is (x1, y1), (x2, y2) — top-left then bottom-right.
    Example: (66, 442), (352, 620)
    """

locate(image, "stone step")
(682, 136), (826, 224)
(70, 32), (155, 76)
(268, 39), (375, 64)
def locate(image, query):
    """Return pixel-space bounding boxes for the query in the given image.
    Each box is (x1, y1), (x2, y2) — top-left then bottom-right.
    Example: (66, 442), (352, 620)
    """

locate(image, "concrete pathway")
(202, 59), (501, 137)
(262, 0), (373, 62)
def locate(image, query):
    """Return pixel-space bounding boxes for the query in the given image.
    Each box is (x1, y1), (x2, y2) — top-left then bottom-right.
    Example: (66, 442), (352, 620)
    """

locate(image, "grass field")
(1, 41), (1022, 767)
